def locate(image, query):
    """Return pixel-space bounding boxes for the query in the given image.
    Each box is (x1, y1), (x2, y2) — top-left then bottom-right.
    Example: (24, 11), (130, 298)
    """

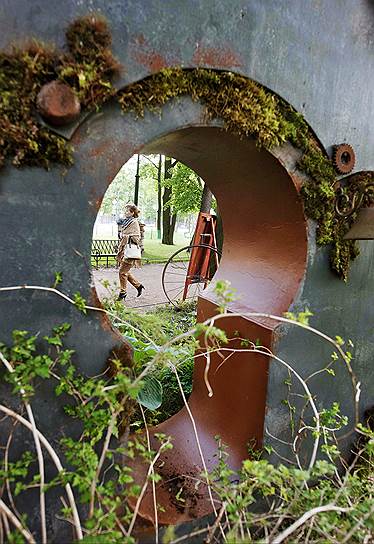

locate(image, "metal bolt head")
(37, 80), (81, 126)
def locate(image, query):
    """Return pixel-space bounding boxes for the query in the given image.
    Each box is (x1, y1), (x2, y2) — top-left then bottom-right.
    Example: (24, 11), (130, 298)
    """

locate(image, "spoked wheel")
(162, 243), (221, 307)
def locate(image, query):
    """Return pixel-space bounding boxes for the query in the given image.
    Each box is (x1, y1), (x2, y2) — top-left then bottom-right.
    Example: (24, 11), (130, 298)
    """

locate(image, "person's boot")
(117, 292), (127, 301)
(136, 284), (145, 298)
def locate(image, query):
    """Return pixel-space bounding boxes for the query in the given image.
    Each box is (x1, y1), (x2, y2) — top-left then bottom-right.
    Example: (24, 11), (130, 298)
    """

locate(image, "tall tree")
(199, 181), (213, 213)
(162, 157), (177, 245)
(157, 154), (162, 239)
(134, 154), (140, 205)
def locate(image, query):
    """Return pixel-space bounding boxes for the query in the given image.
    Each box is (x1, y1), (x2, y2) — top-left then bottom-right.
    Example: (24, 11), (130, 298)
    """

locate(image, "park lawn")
(142, 239), (187, 263)
(91, 239), (188, 267)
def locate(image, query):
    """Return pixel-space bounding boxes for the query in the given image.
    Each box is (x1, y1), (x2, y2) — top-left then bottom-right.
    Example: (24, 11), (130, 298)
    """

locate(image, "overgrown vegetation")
(1, 17), (373, 272)
(105, 300), (197, 426)
(0, 282), (373, 542)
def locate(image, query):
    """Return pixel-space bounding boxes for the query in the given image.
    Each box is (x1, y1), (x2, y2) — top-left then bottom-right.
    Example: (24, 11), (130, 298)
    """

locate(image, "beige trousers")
(119, 261), (141, 294)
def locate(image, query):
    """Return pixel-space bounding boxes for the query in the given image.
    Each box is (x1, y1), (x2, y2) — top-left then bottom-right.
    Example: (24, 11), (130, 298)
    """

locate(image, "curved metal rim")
(161, 243), (222, 307)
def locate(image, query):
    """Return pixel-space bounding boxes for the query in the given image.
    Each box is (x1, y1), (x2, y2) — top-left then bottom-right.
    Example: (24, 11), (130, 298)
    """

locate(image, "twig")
(340, 503), (374, 543)
(0, 405), (83, 540)
(0, 285), (156, 347)
(139, 403), (159, 544)
(126, 439), (171, 538)
(1, 512), (10, 539)
(170, 526), (210, 543)
(0, 498), (36, 544)
(208, 346), (320, 471)
(272, 504), (351, 544)
(205, 501), (226, 543)
(170, 364), (226, 542)
(4, 423), (23, 520)
(89, 409), (119, 518)
(0, 351), (47, 544)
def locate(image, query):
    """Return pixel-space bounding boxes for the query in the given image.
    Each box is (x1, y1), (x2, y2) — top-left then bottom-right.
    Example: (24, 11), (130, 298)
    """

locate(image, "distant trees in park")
(100, 154), (214, 244)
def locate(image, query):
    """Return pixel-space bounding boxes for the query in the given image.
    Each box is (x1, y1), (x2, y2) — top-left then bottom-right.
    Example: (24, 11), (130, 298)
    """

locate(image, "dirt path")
(93, 263), (170, 309)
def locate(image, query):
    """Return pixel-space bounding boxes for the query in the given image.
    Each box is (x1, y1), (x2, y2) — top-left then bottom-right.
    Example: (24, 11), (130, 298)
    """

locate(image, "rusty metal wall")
(1, 0), (374, 540)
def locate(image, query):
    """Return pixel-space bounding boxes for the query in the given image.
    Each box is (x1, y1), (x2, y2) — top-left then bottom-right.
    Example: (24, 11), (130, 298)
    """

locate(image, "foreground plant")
(0, 280), (372, 542)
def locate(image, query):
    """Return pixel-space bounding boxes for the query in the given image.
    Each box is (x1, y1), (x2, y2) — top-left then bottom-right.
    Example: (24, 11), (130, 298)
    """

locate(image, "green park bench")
(91, 239), (118, 268)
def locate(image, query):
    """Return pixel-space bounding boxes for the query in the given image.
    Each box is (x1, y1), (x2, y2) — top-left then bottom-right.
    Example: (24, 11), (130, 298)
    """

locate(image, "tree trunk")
(200, 182), (213, 213)
(134, 154), (140, 205)
(157, 154), (162, 239)
(162, 157), (177, 245)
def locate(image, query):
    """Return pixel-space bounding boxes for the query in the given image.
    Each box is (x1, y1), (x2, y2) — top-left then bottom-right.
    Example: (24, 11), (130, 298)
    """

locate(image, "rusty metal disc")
(332, 143), (355, 174)
(37, 80), (81, 126)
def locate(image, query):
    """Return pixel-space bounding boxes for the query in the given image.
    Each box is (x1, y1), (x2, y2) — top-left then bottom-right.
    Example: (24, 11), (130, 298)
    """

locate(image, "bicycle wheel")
(162, 243), (221, 307)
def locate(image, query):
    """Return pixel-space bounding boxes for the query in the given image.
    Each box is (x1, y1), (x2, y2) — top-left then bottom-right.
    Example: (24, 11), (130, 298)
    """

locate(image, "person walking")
(116, 204), (145, 301)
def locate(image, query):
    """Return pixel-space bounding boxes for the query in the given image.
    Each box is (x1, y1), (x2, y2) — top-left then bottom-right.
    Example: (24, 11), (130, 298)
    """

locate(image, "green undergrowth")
(105, 300), (197, 426)
(0, 313), (373, 542)
(1, 15), (373, 278)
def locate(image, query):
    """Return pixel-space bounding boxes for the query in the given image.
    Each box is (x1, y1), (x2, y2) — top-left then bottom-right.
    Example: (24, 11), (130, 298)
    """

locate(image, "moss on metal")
(0, 17), (369, 279)
(118, 68), (367, 280)
(0, 15), (120, 170)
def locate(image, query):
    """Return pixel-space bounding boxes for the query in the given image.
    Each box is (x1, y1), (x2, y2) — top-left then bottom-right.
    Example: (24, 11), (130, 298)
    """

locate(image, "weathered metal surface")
(126, 124), (308, 523)
(0, 0), (374, 539)
(345, 207), (374, 239)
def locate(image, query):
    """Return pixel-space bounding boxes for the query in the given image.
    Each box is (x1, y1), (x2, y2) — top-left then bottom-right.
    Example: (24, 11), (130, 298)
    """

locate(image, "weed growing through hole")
(0, 279), (372, 542)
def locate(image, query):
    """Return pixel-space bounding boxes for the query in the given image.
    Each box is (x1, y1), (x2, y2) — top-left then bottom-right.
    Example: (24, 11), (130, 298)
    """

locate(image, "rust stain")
(192, 43), (242, 68)
(134, 49), (168, 72)
(130, 33), (176, 72)
(88, 139), (112, 160)
(89, 185), (104, 212)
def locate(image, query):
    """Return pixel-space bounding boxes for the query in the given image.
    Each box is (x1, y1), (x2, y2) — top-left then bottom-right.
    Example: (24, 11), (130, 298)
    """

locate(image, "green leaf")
(137, 376), (163, 410)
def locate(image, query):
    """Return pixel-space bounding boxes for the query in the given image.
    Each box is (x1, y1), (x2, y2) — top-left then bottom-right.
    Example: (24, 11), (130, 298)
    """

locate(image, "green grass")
(91, 239), (189, 267)
(142, 239), (187, 262)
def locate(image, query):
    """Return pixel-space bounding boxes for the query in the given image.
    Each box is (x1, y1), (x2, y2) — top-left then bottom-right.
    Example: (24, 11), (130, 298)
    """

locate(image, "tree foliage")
(163, 161), (203, 215)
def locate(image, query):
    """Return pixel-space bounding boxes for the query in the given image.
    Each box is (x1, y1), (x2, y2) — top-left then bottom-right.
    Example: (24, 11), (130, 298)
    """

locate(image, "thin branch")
(139, 403), (158, 544)
(170, 526), (210, 544)
(0, 498), (35, 544)
(203, 346), (320, 471)
(126, 439), (171, 539)
(4, 423), (23, 521)
(340, 503), (374, 543)
(170, 364), (226, 542)
(272, 504), (351, 544)
(141, 154), (159, 168)
(89, 409), (118, 518)
(0, 285), (157, 347)
(205, 501), (227, 543)
(0, 405), (83, 540)
(0, 351), (47, 544)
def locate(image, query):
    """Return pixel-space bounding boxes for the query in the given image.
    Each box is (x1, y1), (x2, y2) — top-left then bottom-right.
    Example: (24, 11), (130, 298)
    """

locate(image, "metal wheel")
(162, 243), (221, 307)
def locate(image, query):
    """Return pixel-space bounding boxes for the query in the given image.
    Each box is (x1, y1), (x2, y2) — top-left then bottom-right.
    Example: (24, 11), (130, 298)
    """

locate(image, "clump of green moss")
(59, 14), (121, 109)
(118, 68), (297, 148)
(0, 42), (72, 169)
(0, 15), (119, 170)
